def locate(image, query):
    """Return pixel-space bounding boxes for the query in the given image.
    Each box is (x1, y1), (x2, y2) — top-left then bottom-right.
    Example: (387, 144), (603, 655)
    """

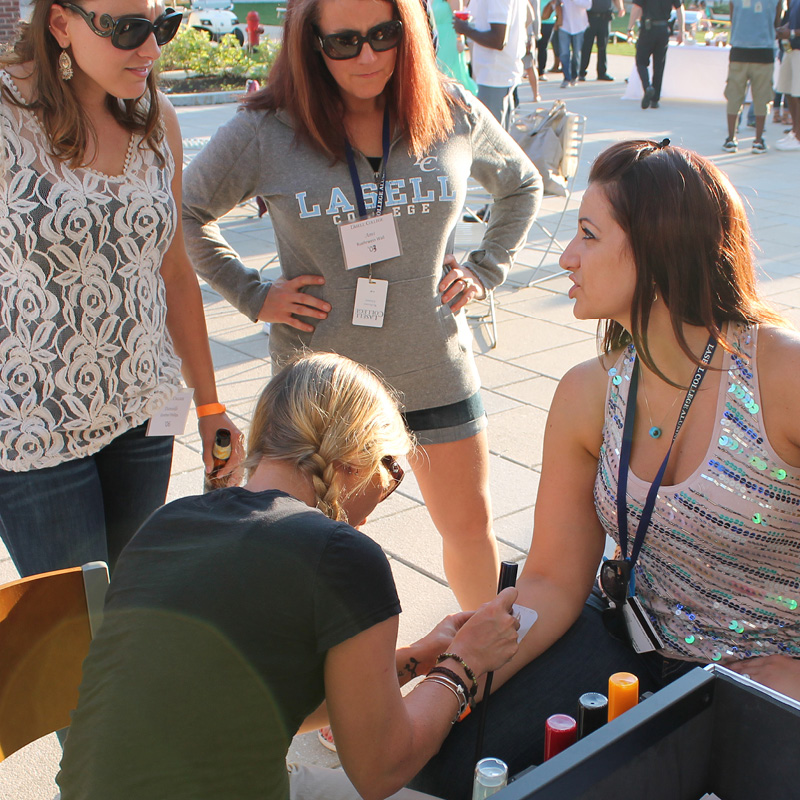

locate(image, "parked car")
(186, 0), (245, 45)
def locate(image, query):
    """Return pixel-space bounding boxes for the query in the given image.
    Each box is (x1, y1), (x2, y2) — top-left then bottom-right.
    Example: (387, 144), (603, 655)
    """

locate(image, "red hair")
(242, 0), (463, 158)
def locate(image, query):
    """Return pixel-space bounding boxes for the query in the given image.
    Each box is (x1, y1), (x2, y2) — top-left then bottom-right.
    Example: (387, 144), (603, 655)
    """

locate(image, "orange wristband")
(196, 402), (226, 418)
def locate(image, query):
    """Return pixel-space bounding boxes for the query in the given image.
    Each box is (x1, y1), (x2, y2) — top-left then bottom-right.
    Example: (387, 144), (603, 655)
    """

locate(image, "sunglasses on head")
(314, 19), (403, 60)
(379, 455), (404, 501)
(56, 2), (183, 50)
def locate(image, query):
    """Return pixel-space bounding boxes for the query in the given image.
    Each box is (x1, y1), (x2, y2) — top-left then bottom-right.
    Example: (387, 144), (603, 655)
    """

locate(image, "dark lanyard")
(343, 106), (391, 220)
(616, 336), (717, 585)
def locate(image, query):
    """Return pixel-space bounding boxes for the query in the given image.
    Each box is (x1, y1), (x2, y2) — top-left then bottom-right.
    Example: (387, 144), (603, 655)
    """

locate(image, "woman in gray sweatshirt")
(182, 0), (542, 611)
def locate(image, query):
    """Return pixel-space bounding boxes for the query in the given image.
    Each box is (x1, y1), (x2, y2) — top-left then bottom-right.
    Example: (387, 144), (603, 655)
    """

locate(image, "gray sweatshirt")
(182, 91), (542, 412)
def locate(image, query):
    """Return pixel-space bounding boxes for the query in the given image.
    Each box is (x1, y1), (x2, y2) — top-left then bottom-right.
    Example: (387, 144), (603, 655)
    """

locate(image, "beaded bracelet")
(436, 652), (479, 698)
(196, 402), (227, 418)
(428, 666), (474, 709)
(423, 675), (469, 724)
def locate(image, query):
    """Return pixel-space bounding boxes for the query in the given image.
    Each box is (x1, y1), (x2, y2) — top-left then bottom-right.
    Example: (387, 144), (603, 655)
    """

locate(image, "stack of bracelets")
(422, 653), (479, 724)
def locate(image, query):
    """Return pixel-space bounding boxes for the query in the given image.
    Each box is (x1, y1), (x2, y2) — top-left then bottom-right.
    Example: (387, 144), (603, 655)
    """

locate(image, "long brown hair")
(0, 0), (164, 167)
(242, 0), (462, 159)
(245, 352), (412, 523)
(589, 140), (787, 381)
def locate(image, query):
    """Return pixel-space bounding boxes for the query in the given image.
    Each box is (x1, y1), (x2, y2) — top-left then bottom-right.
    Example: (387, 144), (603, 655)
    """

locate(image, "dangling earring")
(58, 49), (73, 81)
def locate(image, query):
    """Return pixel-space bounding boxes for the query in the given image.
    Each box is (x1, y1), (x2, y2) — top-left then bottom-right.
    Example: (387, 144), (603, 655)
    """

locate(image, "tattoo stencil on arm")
(398, 657), (421, 680)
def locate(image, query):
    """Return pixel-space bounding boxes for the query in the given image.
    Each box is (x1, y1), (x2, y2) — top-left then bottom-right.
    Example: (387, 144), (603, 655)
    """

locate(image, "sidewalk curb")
(166, 89), (244, 106)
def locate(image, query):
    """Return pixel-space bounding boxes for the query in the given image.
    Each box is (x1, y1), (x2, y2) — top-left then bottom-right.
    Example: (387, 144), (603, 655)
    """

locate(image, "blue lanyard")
(343, 105), (391, 220)
(616, 337), (717, 581)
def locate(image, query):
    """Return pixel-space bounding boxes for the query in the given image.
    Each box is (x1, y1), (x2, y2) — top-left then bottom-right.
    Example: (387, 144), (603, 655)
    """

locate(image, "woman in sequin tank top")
(411, 141), (800, 800)
(0, 0), (241, 579)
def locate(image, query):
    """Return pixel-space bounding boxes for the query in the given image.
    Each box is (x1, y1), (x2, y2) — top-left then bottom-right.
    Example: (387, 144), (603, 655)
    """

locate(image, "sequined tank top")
(594, 323), (800, 663)
(0, 72), (182, 472)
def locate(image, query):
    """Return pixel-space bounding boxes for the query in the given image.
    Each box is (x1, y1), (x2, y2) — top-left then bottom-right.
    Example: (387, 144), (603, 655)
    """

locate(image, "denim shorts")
(402, 391), (487, 446)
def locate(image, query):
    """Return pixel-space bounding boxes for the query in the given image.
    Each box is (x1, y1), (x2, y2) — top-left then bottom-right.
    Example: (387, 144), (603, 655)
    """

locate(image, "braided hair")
(245, 353), (412, 522)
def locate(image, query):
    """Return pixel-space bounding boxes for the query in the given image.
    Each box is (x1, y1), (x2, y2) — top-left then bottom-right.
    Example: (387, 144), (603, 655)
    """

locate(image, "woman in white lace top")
(0, 0), (241, 578)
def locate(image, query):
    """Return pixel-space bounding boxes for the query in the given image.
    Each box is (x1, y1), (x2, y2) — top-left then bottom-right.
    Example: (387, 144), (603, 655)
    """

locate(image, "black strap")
(343, 106), (391, 219)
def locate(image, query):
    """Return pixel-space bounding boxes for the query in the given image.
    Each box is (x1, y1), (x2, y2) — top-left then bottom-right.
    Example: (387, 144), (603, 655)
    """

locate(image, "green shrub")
(159, 26), (279, 79)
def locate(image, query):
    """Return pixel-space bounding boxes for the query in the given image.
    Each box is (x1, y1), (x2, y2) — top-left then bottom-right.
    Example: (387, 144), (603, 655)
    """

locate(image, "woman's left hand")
(726, 655), (800, 701)
(198, 413), (246, 486)
(439, 255), (486, 313)
(410, 611), (473, 674)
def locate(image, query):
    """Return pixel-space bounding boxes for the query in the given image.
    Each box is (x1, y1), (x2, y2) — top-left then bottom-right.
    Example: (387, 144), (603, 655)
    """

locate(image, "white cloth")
(469, 0), (528, 87)
(288, 763), (441, 800)
(0, 70), (183, 472)
(622, 42), (781, 102)
(560, 0), (591, 35)
(776, 49), (800, 97)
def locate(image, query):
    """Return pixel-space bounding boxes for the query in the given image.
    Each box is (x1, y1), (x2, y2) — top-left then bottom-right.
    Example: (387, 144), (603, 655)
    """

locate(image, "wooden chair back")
(0, 562), (108, 761)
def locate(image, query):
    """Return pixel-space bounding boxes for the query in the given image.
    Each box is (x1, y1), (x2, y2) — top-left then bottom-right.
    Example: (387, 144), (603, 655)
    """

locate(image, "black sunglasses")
(314, 19), (403, 60)
(379, 455), (404, 501)
(599, 559), (632, 607)
(57, 3), (183, 50)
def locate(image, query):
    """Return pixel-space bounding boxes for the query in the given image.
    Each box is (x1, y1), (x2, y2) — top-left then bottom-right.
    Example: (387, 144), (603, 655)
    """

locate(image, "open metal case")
(499, 665), (800, 800)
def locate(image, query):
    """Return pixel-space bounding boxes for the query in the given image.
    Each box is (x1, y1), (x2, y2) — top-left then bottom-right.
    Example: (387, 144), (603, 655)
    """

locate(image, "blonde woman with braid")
(57, 352), (520, 800)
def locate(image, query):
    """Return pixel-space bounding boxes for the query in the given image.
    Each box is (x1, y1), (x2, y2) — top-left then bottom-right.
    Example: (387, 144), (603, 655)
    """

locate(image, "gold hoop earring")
(58, 49), (73, 81)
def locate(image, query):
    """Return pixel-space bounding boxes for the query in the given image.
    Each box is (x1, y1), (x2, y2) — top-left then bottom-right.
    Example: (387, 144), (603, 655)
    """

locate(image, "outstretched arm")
(325, 592), (519, 800)
(298, 610), (473, 732)
(490, 357), (610, 692)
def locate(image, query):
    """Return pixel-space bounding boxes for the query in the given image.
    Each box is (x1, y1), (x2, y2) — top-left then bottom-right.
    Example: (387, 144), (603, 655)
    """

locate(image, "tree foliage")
(159, 26), (279, 79)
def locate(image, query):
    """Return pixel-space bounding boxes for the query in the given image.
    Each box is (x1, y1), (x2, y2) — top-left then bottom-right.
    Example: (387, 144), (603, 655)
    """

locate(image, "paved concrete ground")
(2, 52), (798, 799)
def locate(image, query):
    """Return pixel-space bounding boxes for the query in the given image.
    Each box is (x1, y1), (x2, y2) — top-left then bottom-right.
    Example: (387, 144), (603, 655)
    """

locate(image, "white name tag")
(146, 390), (193, 436)
(352, 277), (388, 328)
(339, 213), (402, 271)
(623, 596), (665, 654)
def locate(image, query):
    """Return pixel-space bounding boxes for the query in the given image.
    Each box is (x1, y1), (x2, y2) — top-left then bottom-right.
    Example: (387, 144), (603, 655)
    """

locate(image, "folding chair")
(0, 562), (109, 761)
(526, 112), (586, 288)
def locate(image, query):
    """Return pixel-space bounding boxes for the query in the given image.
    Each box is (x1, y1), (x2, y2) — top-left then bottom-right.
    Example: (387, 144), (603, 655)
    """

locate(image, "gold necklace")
(639, 370), (682, 440)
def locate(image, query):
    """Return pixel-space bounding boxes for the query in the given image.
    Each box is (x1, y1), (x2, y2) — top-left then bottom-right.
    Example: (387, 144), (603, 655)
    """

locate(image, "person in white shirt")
(454, 0), (528, 129)
(555, 0), (592, 87)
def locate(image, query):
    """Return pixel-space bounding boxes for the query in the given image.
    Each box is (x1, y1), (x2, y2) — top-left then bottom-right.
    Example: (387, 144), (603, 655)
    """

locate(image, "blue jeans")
(409, 590), (697, 800)
(0, 422), (174, 577)
(558, 29), (585, 83)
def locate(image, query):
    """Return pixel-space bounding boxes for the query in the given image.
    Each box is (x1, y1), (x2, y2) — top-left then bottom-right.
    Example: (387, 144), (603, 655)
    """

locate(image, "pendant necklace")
(639, 370), (682, 439)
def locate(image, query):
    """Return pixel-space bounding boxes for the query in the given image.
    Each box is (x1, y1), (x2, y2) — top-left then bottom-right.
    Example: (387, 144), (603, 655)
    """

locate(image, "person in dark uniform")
(628, 0), (686, 107)
(578, 0), (624, 81)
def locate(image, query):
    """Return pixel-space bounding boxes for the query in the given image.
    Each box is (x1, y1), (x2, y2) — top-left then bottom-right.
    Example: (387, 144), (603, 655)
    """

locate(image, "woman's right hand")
(257, 275), (330, 332)
(449, 586), (520, 677)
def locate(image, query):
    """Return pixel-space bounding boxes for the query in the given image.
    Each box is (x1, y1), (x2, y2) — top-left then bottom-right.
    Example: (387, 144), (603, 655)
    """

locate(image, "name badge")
(339, 213), (402, 271)
(352, 277), (388, 328)
(146, 389), (193, 436)
(623, 596), (665, 654)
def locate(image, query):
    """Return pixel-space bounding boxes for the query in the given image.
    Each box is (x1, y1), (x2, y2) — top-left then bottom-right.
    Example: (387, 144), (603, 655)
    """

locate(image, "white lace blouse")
(0, 71), (183, 472)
